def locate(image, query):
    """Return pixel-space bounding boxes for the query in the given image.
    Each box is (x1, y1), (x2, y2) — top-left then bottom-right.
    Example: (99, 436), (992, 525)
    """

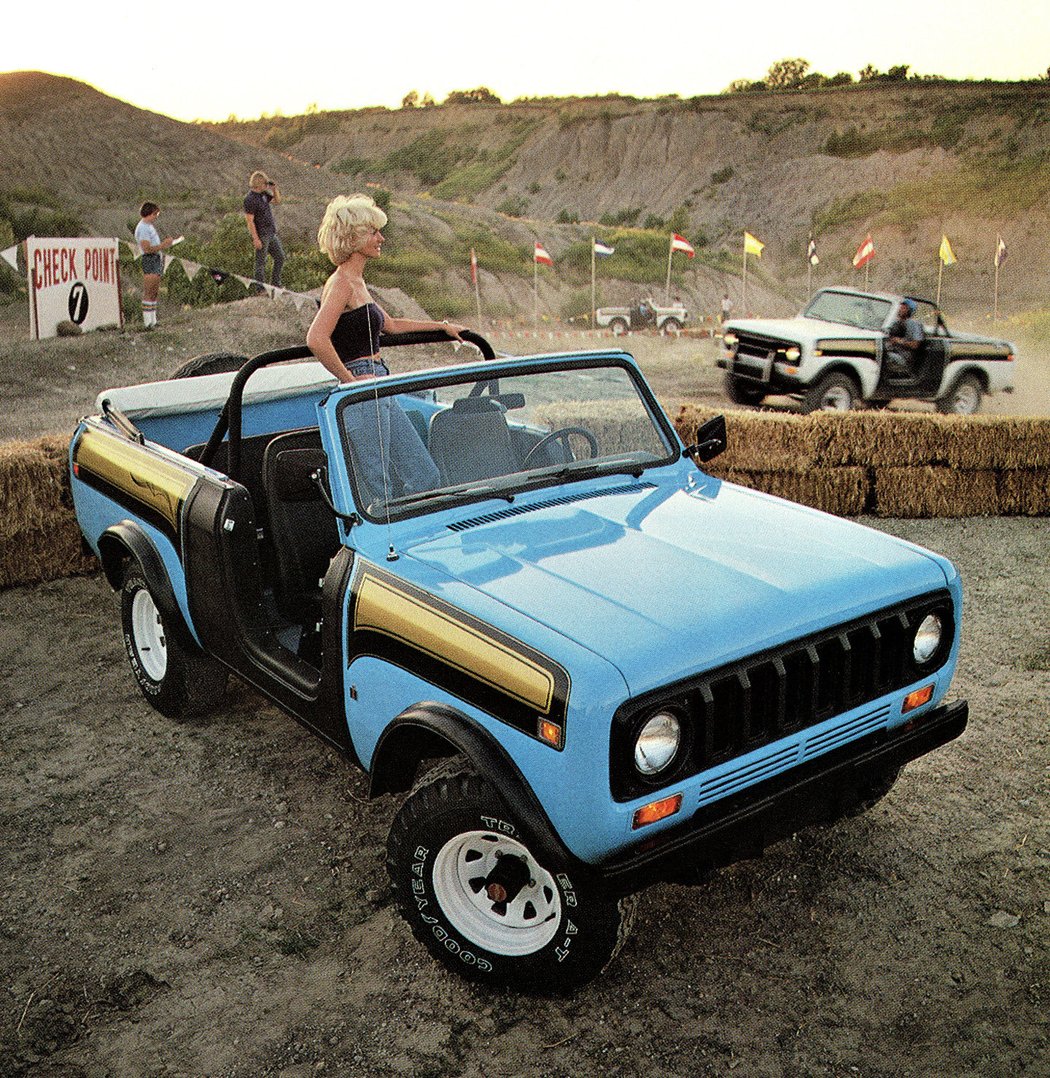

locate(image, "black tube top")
(330, 302), (385, 363)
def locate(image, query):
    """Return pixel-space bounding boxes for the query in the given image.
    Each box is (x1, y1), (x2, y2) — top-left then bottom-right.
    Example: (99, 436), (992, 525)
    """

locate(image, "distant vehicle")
(718, 287), (1016, 413)
(596, 298), (688, 335)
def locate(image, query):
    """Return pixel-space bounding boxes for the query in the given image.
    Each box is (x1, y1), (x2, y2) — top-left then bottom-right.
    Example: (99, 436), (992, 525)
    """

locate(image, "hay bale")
(0, 435), (98, 588)
(717, 467), (869, 517)
(538, 400), (668, 458)
(873, 467), (999, 517)
(676, 405), (828, 472)
(996, 469), (1050, 515)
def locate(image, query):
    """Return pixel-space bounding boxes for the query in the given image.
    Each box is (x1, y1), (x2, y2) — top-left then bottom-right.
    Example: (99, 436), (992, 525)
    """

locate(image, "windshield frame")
(331, 351), (680, 523)
(802, 289), (897, 332)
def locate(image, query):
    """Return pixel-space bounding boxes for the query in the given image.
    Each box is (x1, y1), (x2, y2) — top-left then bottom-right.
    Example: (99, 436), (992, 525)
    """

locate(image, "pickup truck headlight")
(723, 332), (738, 349)
(913, 613), (943, 664)
(784, 346), (801, 362)
(634, 711), (682, 775)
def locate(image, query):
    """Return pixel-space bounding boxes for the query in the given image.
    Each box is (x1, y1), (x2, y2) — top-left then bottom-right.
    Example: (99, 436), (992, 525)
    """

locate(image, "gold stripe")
(818, 338), (877, 355)
(354, 571), (556, 715)
(76, 428), (196, 530)
(949, 343), (1010, 358)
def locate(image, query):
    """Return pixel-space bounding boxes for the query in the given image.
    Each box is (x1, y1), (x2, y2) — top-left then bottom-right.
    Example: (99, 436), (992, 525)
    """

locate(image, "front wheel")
(386, 765), (634, 991)
(120, 567), (227, 719)
(609, 317), (628, 336)
(169, 351), (247, 379)
(723, 373), (765, 406)
(936, 373), (983, 415)
(802, 372), (859, 413)
(660, 317), (682, 336)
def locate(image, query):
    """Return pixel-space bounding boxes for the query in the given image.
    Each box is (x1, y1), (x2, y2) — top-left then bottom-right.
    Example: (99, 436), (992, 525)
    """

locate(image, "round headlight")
(785, 346), (801, 362)
(913, 612), (943, 664)
(723, 332), (738, 349)
(634, 711), (681, 776)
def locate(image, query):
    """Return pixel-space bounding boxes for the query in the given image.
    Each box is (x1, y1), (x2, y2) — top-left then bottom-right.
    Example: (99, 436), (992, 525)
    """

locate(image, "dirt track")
(1, 515), (1046, 1077)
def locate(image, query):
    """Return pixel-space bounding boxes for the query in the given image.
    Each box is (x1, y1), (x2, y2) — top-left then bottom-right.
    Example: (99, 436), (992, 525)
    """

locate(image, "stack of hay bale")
(675, 406), (1050, 517)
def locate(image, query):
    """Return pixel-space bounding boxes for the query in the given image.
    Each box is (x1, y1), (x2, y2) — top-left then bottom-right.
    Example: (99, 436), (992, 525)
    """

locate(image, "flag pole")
(591, 236), (596, 333)
(993, 235), (1000, 323)
(665, 235), (673, 303)
(741, 242), (748, 315)
(471, 248), (482, 325)
(936, 259), (943, 308)
(533, 256), (538, 331)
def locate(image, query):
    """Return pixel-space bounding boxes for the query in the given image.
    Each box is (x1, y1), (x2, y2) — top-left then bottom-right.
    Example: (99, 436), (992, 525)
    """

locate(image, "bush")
(496, 196), (528, 218)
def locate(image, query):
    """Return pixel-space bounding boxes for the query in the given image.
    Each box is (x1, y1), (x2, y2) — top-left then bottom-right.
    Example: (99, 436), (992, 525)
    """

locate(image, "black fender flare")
(369, 702), (588, 878)
(97, 521), (197, 650)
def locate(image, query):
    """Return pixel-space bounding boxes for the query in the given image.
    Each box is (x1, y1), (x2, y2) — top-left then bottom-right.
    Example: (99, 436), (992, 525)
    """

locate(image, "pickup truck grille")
(728, 333), (797, 382)
(610, 591), (953, 802)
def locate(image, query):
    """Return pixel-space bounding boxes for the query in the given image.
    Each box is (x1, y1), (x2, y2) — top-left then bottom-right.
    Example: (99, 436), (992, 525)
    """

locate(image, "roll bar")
(198, 329), (496, 479)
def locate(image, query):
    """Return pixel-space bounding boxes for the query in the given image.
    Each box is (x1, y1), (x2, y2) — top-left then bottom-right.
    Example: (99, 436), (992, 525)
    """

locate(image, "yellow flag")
(744, 231), (765, 258)
(939, 235), (956, 266)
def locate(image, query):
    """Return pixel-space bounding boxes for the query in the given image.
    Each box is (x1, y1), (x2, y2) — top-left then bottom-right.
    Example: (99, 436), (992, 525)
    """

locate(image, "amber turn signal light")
(902, 684), (934, 714)
(538, 719), (563, 749)
(632, 793), (683, 830)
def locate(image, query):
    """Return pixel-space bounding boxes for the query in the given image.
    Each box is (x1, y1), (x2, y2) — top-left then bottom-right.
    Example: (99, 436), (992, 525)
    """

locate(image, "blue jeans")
(254, 232), (285, 287)
(341, 364), (440, 507)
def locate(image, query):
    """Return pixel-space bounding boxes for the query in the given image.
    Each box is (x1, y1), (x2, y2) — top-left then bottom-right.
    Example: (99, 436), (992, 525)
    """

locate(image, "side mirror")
(685, 415), (727, 463)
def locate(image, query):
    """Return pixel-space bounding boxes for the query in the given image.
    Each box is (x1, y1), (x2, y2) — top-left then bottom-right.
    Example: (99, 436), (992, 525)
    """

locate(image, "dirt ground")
(1, 298), (1048, 1077)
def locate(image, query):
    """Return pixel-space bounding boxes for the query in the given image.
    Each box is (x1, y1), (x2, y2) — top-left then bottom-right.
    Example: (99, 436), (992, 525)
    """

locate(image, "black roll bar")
(197, 329), (496, 479)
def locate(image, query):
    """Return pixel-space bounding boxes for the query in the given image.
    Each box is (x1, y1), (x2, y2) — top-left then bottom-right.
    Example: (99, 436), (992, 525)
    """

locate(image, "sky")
(4, 0), (1049, 122)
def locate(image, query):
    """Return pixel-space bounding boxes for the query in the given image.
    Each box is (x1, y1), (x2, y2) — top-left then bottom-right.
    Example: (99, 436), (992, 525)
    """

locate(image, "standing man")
(720, 292), (733, 324)
(243, 170), (285, 290)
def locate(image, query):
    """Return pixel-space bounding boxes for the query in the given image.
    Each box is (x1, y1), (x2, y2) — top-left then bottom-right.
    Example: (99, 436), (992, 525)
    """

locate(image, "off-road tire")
(386, 763), (634, 991)
(609, 318), (629, 336)
(169, 352), (248, 379)
(936, 373), (983, 415)
(120, 567), (227, 719)
(802, 372), (859, 413)
(724, 373), (766, 407)
(841, 766), (902, 818)
(660, 317), (682, 336)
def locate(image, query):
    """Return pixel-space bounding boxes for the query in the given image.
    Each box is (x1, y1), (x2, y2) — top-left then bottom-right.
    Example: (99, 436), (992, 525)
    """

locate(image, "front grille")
(610, 591), (953, 801)
(735, 332), (796, 361)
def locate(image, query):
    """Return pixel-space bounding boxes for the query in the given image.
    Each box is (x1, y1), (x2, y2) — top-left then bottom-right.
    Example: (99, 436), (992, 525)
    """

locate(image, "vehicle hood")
(405, 478), (950, 695)
(726, 317), (884, 344)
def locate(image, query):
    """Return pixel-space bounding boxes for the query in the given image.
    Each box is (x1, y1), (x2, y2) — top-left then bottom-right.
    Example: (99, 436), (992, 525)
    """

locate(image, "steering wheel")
(522, 426), (599, 468)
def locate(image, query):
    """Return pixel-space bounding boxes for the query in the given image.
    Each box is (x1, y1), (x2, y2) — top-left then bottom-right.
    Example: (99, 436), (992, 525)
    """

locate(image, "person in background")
(720, 292), (734, 324)
(134, 202), (174, 328)
(884, 298), (925, 377)
(306, 192), (468, 505)
(243, 170), (285, 290)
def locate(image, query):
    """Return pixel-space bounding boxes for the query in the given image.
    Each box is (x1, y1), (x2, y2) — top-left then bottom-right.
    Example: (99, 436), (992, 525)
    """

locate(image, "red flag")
(670, 233), (695, 259)
(853, 234), (875, 268)
(534, 241), (553, 266)
(470, 247), (478, 284)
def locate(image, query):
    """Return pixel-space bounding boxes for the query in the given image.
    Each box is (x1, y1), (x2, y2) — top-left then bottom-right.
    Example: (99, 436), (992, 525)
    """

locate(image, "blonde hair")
(317, 194), (388, 265)
(249, 170), (269, 187)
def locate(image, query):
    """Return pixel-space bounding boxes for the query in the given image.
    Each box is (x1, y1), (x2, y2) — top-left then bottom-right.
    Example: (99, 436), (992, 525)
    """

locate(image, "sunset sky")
(4, 0), (1048, 121)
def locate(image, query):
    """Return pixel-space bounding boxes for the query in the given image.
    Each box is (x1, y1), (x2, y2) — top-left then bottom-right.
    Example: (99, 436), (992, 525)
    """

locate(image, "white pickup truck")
(596, 299), (688, 335)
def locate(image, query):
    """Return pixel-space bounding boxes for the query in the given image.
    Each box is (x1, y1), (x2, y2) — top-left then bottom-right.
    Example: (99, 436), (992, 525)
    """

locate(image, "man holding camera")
(243, 170), (285, 290)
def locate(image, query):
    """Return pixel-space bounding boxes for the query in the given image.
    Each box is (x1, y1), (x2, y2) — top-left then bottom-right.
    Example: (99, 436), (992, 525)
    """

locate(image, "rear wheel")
(660, 317), (682, 336)
(803, 372), (859, 413)
(120, 567), (227, 718)
(609, 317), (628, 336)
(936, 373), (983, 415)
(169, 351), (247, 379)
(386, 763), (634, 991)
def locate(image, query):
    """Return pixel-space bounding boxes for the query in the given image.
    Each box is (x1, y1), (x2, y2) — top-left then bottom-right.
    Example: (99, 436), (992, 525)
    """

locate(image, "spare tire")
(169, 352), (247, 379)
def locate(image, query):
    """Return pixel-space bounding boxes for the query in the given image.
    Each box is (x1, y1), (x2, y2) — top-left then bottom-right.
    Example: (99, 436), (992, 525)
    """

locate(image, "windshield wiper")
(374, 482), (507, 511)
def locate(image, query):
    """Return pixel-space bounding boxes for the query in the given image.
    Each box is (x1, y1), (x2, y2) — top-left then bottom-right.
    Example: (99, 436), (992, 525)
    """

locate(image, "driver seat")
(428, 397), (521, 485)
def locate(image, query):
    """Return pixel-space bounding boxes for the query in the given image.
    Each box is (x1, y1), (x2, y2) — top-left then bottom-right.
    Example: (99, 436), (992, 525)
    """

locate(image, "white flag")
(0, 244), (18, 272)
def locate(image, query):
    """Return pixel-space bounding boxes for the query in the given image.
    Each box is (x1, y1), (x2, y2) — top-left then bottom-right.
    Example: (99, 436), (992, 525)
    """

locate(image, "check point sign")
(27, 236), (123, 339)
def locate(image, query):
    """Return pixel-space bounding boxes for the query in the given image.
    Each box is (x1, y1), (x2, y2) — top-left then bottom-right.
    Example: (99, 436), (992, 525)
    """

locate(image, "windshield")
(804, 291), (894, 331)
(335, 359), (676, 519)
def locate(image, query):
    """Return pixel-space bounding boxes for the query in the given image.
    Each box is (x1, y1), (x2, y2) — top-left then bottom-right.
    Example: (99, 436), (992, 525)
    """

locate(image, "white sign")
(27, 236), (123, 339)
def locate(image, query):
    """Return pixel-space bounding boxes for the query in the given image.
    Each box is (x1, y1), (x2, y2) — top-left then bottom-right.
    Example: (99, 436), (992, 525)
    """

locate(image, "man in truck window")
(884, 298), (925, 376)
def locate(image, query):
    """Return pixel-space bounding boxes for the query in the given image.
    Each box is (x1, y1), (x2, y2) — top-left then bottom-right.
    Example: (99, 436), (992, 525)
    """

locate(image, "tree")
(401, 90), (419, 109)
(859, 64), (879, 82)
(444, 87), (502, 105)
(765, 58), (811, 90)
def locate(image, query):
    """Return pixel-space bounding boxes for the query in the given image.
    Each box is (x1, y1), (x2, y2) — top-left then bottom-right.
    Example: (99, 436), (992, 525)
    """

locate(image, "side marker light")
(538, 719), (563, 748)
(632, 793), (683, 830)
(902, 684), (934, 714)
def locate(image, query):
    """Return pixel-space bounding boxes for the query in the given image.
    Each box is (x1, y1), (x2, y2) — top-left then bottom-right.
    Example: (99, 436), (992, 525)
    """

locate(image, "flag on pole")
(744, 231), (765, 258)
(534, 241), (553, 266)
(853, 234), (875, 268)
(995, 235), (1008, 268)
(470, 247), (478, 284)
(807, 236), (819, 266)
(670, 233), (695, 258)
(0, 244), (18, 272)
(939, 235), (957, 266)
(593, 238), (615, 257)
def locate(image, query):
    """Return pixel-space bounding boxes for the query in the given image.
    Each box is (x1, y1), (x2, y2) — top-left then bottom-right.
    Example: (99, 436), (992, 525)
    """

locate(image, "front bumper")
(719, 354), (805, 392)
(593, 699), (968, 895)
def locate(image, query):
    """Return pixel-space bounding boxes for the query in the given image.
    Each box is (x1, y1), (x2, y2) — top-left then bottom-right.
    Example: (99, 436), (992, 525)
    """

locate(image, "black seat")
(261, 430), (341, 622)
(427, 397), (521, 485)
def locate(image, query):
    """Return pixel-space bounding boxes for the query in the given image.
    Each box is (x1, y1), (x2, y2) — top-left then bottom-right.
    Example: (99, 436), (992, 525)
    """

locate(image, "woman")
(307, 193), (468, 505)
(134, 202), (174, 328)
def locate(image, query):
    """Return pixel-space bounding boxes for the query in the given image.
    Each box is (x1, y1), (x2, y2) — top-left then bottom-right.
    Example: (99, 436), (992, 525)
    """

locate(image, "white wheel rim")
(131, 589), (167, 681)
(953, 384), (979, 413)
(432, 830), (562, 956)
(821, 385), (852, 410)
